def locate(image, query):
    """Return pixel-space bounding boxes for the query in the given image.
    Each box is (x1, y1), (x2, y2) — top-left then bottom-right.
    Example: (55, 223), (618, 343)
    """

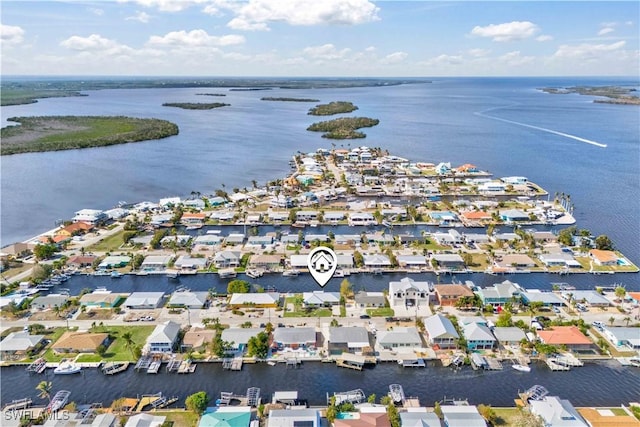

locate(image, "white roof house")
(174, 256), (209, 270)
(423, 314), (459, 348)
(168, 291), (209, 309)
(73, 209), (108, 224)
(98, 255), (131, 269)
(563, 291), (610, 307)
(124, 292), (164, 309)
(440, 405), (487, 427)
(124, 414), (166, 427)
(521, 291), (565, 307)
(146, 321), (181, 354)
(602, 327), (640, 349)
(0, 332), (45, 355)
(267, 409), (321, 427)
(529, 396), (589, 427)
(272, 328), (317, 347)
(400, 411), (442, 427)
(363, 254), (391, 267)
(463, 323), (497, 350)
(140, 255), (173, 271)
(328, 327), (370, 348)
(493, 327), (527, 345)
(302, 291), (340, 307)
(376, 327), (423, 351)
(221, 328), (264, 352)
(389, 277), (431, 308)
(229, 293), (280, 307)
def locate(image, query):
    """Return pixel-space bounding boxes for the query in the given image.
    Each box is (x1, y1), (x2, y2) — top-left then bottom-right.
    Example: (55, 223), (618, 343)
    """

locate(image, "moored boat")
(512, 364), (531, 372)
(53, 360), (82, 375)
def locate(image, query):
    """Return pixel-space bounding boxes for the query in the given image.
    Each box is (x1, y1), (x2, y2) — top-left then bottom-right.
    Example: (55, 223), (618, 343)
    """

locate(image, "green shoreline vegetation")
(308, 101), (358, 116)
(0, 89), (87, 106)
(162, 102), (230, 110)
(261, 97), (320, 102)
(540, 86), (640, 105)
(195, 93), (226, 97)
(307, 116), (380, 139)
(0, 116), (179, 156)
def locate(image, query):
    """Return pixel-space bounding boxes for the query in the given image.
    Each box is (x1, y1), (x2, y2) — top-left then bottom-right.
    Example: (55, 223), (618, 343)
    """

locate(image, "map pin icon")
(307, 246), (338, 288)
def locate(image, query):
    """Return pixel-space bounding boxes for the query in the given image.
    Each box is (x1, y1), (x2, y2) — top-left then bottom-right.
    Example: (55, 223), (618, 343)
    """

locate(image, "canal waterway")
(2, 359), (640, 408)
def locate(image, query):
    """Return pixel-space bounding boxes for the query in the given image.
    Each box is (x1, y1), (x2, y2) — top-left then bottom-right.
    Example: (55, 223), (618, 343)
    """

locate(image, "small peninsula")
(162, 102), (230, 110)
(308, 101), (358, 116)
(0, 89), (87, 106)
(261, 97), (320, 102)
(307, 117), (379, 139)
(1, 116), (179, 155)
(540, 86), (640, 105)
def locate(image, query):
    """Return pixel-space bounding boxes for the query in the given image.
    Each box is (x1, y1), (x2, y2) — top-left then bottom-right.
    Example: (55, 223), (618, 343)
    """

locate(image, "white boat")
(333, 270), (345, 278)
(218, 268), (237, 279)
(267, 361), (277, 366)
(512, 364), (531, 372)
(110, 271), (123, 279)
(282, 269), (299, 277)
(53, 360), (81, 375)
(47, 390), (71, 412)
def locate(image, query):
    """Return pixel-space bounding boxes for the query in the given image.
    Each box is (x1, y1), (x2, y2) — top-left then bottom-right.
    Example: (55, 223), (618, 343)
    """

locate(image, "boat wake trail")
(474, 106), (607, 148)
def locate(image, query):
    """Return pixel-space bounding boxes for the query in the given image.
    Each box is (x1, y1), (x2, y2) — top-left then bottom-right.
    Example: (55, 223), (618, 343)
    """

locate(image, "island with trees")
(196, 93), (227, 97)
(1, 116), (179, 155)
(308, 101), (358, 116)
(261, 97), (320, 102)
(307, 117), (380, 139)
(539, 86), (640, 105)
(162, 102), (230, 110)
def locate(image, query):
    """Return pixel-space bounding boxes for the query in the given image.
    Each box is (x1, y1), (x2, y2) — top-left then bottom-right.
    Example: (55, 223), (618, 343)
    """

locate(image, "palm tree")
(122, 332), (135, 358)
(623, 316), (632, 326)
(608, 316), (615, 326)
(36, 381), (52, 405)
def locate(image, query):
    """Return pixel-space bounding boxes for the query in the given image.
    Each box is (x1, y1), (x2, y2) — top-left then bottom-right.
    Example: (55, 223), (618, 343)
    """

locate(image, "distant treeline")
(162, 102), (230, 110)
(261, 97), (320, 102)
(1, 116), (179, 155)
(196, 93), (227, 97)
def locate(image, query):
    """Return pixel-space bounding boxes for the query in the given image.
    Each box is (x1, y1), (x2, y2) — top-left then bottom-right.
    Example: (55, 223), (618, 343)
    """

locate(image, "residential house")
(182, 328), (216, 352)
(72, 209), (108, 225)
(539, 252), (582, 269)
(400, 411), (441, 427)
(589, 249), (618, 266)
(79, 290), (125, 309)
(302, 291), (340, 308)
(66, 255), (97, 269)
(140, 254), (174, 272)
(564, 291), (610, 307)
(248, 254), (282, 270)
(529, 396), (589, 427)
(224, 234), (246, 246)
(389, 277), (431, 308)
(601, 327), (640, 350)
(55, 222), (93, 237)
(198, 407), (252, 427)
(123, 292), (164, 309)
(272, 327), (317, 350)
(354, 291), (386, 308)
(493, 327), (527, 346)
(267, 409), (321, 427)
(376, 327), (423, 351)
(363, 254), (391, 269)
(221, 328), (264, 354)
(433, 284), (475, 306)
(499, 209), (529, 222)
(334, 411), (391, 427)
(31, 294), (69, 310)
(125, 414), (166, 427)
(146, 321), (181, 354)
(423, 314), (459, 349)
(168, 291), (209, 309)
(98, 255), (130, 270)
(537, 326), (593, 352)
(463, 322), (496, 350)
(327, 327), (371, 355)
(495, 254), (536, 270)
(520, 291), (565, 307)
(296, 211), (319, 221)
(0, 332), (45, 360)
(397, 255), (428, 270)
(348, 212), (376, 226)
(228, 293), (279, 309)
(476, 280), (521, 307)
(213, 251), (241, 268)
(174, 255), (209, 272)
(246, 235), (274, 248)
(52, 331), (110, 354)
(192, 235), (223, 247)
(431, 254), (466, 271)
(181, 213), (207, 226)
(440, 405), (487, 427)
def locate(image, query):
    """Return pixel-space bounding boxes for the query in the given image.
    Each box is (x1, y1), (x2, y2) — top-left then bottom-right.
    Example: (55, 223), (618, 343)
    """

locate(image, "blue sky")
(1, 1), (638, 76)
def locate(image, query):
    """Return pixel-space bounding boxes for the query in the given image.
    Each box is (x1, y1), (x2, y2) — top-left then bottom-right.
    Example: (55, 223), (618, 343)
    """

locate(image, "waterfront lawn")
(152, 410), (200, 427)
(101, 325), (155, 361)
(492, 407), (533, 426)
(86, 229), (128, 252)
(366, 307), (395, 317)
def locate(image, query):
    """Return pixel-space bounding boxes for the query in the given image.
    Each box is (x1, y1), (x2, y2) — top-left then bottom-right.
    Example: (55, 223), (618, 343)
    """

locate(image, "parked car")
(359, 314), (371, 319)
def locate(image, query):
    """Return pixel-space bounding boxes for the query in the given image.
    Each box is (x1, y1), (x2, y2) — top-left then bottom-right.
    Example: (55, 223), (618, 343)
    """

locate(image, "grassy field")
(366, 307), (395, 317)
(152, 410), (200, 427)
(87, 229), (128, 252)
(284, 308), (333, 318)
(1, 116), (179, 155)
(0, 89), (85, 106)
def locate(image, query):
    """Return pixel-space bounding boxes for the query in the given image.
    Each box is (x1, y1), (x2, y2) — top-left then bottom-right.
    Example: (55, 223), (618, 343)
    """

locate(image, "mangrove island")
(308, 101), (359, 115)
(162, 102), (230, 110)
(307, 117), (380, 139)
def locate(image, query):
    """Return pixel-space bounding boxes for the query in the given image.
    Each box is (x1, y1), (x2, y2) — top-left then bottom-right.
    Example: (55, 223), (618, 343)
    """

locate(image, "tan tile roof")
(538, 326), (592, 345)
(183, 328), (216, 348)
(334, 413), (391, 427)
(434, 284), (475, 298)
(589, 249), (618, 263)
(578, 408), (640, 426)
(52, 331), (108, 351)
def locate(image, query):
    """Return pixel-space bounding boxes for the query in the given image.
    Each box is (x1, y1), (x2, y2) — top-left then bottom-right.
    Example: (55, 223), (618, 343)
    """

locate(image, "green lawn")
(366, 307), (395, 317)
(284, 308), (333, 318)
(86, 229), (128, 252)
(152, 410), (200, 427)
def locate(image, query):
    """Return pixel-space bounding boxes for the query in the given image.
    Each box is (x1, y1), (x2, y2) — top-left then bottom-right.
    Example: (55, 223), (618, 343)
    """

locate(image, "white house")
(124, 292), (164, 309)
(302, 291), (340, 308)
(389, 277), (431, 308)
(125, 414), (166, 427)
(376, 327), (423, 351)
(146, 321), (181, 354)
(529, 396), (589, 427)
(73, 209), (108, 225)
(423, 314), (459, 349)
(267, 409), (321, 427)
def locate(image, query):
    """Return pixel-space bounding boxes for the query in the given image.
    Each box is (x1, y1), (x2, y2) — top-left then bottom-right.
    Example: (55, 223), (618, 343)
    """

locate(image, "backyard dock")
(25, 358), (47, 374)
(222, 357), (243, 371)
(177, 359), (196, 374)
(102, 362), (129, 375)
(3, 397), (32, 411)
(546, 358), (571, 371)
(335, 353), (366, 371)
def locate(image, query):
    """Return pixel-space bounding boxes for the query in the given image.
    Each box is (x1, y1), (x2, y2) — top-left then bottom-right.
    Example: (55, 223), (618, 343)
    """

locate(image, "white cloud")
(468, 48), (490, 57)
(499, 50), (535, 66)
(147, 30), (245, 47)
(536, 34), (553, 42)
(1, 24), (25, 45)
(126, 11), (151, 23)
(60, 34), (121, 51)
(381, 51), (408, 64)
(470, 21), (540, 42)
(117, 0), (211, 12)
(302, 43), (351, 60)
(430, 54), (464, 65)
(554, 40), (626, 59)
(597, 27), (614, 36)
(88, 8), (104, 16)
(225, 0), (380, 31)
